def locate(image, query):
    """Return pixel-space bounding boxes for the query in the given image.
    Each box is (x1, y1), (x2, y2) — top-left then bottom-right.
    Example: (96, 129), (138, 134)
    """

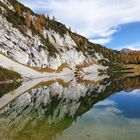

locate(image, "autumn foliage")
(25, 10), (31, 28)
(121, 51), (140, 64)
(34, 14), (45, 34)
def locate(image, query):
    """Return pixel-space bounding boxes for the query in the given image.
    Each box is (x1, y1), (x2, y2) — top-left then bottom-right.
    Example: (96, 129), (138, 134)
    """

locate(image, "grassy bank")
(0, 66), (21, 82)
(123, 64), (140, 77)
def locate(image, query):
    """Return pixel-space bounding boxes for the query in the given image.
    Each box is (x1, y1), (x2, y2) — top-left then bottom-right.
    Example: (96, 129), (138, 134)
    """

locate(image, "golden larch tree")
(25, 10), (31, 29)
(34, 16), (40, 31)
(34, 14), (45, 34)
(40, 14), (45, 27)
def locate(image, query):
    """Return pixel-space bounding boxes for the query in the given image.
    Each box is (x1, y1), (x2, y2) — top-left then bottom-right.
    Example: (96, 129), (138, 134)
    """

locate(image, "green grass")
(0, 66), (21, 82)
(0, 82), (21, 98)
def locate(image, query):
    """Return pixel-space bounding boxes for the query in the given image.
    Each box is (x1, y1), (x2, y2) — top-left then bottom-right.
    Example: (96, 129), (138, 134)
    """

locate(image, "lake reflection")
(0, 75), (140, 140)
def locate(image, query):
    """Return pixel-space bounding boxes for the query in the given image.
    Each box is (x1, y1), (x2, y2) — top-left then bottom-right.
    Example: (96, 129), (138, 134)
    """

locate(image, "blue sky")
(106, 22), (140, 50)
(18, 0), (140, 50)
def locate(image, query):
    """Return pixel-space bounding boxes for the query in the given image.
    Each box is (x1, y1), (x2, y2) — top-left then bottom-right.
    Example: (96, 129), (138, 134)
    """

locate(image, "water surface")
(0, 75), (140, 140)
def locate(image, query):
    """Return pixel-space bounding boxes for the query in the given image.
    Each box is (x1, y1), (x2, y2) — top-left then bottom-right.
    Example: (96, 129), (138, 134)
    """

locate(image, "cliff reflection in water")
(0, 74), (140, 140)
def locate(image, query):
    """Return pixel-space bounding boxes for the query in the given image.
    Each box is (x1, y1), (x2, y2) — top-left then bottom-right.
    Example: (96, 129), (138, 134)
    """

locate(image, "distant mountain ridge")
(121, 48), (132, 53)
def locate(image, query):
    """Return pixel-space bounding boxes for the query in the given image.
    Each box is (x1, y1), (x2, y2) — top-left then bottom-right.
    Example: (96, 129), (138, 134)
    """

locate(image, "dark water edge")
(0, 74), (140, 140)
(0, 82), (21, 98)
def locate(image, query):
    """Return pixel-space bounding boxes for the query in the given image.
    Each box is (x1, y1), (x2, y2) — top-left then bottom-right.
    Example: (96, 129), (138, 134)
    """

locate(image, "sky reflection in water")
(0, 76), (140, 140)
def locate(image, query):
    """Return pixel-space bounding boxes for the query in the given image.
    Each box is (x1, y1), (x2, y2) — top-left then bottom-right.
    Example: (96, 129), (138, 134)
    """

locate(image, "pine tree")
(52, 16), (56, 21)
(34, 16), (40, 31)
(15, 3), (22, 16)
(39, 14), (45, 28)
(25, 10), (31, 29)
(69, 27), (71, 31)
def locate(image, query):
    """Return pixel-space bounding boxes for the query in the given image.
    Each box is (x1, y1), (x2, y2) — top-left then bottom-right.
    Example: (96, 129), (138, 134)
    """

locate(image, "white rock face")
(1, 0), (15, 11)
(0, 53), (75, 78)
(82, 64), (107, 74)
(0, 15), (87, 69)
(0, 1), (108, 77)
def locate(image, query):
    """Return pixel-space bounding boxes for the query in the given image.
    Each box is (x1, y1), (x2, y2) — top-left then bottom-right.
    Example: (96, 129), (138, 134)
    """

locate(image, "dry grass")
(123, 64), (140, 77)
(33, 67), (56, 73)
(76, 60), (98, 69)
(56, 63), (70, 73)
(124, 64), (140, 72)
(0, 52), (70, 73)
(56, 79), (70, 87)
(29, 79), (70, 91)
(34, 63), (70, 73)
(8, 66), (14, 71)
(76, 78), (101, 86)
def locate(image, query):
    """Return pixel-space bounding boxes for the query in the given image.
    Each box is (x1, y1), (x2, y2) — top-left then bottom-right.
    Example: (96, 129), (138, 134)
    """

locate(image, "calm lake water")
(0, 75), (140, 140)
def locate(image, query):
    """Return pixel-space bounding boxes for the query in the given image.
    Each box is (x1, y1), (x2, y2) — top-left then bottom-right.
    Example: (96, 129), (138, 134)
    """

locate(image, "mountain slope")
(0, 53), (74, 78)
(0, 0), (136, 78)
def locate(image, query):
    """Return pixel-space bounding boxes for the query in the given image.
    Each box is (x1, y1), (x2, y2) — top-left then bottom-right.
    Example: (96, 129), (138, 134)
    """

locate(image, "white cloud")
(90, 37), (112, 45)
(95, 99), (116, 106)
(18, 0), (140, 44)
(119, 89), (140, 96)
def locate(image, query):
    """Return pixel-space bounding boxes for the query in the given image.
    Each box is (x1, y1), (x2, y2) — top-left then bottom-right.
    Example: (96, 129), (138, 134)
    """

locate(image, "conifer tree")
(15, 3), (22, 16)
(52, 16), (56, 21)
(25, 10), (31, 29)
(34, 14), (45, 34)
(34, 16), (40, 31)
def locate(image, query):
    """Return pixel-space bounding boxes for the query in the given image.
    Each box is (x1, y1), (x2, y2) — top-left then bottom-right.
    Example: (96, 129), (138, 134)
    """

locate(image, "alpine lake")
(0, 72), (140, 140)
